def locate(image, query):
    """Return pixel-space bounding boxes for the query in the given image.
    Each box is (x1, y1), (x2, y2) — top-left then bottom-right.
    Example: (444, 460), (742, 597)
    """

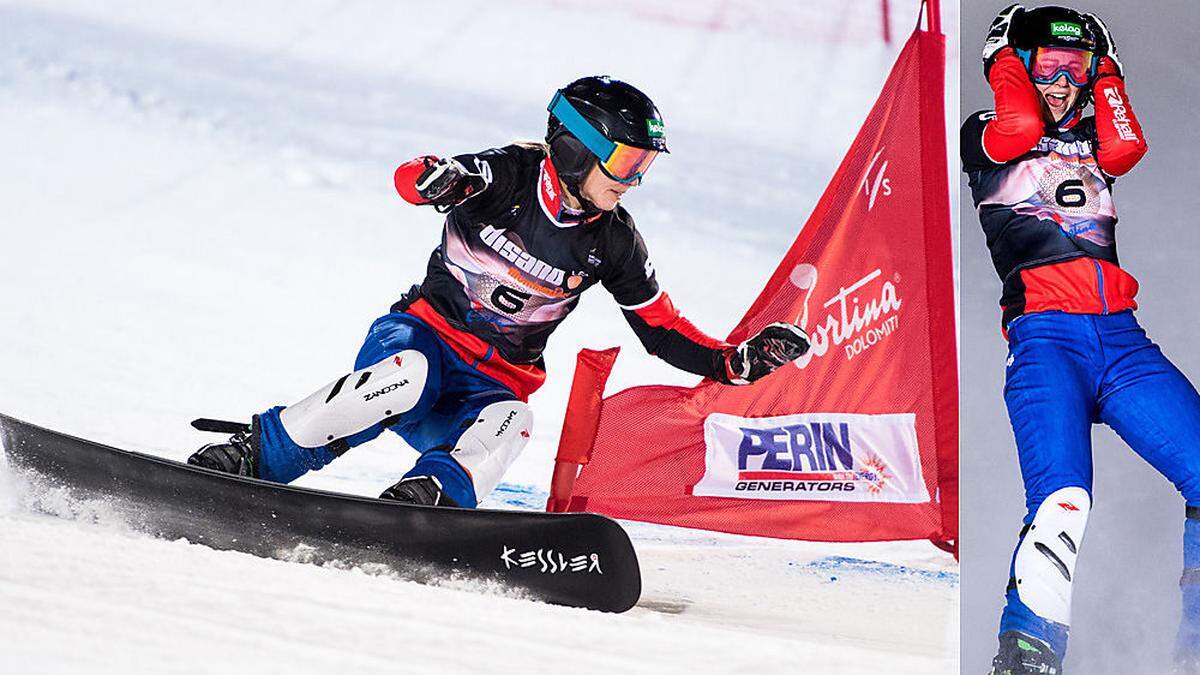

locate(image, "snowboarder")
(964, 5), (1200, 673)
(188, 76), (810, 510)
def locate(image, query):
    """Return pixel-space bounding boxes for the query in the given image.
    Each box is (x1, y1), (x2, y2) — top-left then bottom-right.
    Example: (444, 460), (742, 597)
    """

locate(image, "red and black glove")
(394, 156), (488, 213)
(1085, 12), (1124, 79)
(724, 323), (810, 385)
(982, 47), (1045, 164)
(982, 4), (1025, 79)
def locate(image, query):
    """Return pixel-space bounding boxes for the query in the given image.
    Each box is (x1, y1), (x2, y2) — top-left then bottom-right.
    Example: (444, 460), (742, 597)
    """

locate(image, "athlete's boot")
(990, 631), (1062, 675)
(188, 419), (260, 478)
(379, 475), (459, 507)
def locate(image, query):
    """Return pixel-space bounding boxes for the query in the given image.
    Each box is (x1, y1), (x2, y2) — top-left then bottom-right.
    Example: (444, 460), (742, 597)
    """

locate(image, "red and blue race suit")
(253, 144), (733, 507)
(964, 48), (1200, 663)
(962, 49), (1146, 329)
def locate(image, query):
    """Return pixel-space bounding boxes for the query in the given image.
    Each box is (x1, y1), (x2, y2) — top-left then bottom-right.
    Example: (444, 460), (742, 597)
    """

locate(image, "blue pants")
(999, 310), (1200, 659)
(254, 312), (517, 507)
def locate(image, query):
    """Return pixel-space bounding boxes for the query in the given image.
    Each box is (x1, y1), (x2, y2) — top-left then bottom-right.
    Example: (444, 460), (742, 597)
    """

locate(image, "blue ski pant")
(999, 310), (1200, 659)
(253, 312), (518, 507)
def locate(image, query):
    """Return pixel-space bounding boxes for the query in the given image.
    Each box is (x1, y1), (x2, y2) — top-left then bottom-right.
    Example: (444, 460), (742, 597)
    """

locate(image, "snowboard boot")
(380, 475), (458, 507)
(188, 418), (260, 478)
(990, 631), (1062, 675)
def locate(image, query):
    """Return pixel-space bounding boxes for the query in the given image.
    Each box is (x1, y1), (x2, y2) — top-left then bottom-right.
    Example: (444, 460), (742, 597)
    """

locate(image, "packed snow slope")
(0, 2), (958, 673)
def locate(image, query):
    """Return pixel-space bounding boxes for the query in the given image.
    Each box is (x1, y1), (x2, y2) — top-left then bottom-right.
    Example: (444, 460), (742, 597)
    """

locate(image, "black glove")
(414, 157), (488, 213)
(1085, 12), (1123, 78)
(725, 322), (810, 385)
(982, 4), (1024, 78)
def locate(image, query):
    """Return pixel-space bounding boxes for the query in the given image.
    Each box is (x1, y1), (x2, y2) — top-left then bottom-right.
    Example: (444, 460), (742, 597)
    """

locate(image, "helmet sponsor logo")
(1050, 21), (1083, 38)
(646, 118), (665, 138)
(693, 412), (929, 502)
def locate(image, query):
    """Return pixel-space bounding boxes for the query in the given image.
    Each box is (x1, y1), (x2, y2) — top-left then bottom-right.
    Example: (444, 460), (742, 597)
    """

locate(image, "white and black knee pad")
(1013, 486), (1091, 625)
(449, 401), (532, 502)
(279, 350), (429, 449)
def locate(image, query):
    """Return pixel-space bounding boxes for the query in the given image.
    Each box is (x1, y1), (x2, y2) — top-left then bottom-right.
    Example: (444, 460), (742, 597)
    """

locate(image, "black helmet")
(1010, 6), (1101, 116)
(545, 76), (668, 200)
(1011, 6), (1100, 53)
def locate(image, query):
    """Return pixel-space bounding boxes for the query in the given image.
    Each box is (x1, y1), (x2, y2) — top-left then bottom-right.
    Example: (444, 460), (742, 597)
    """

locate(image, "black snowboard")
(0, 414), (641, 612)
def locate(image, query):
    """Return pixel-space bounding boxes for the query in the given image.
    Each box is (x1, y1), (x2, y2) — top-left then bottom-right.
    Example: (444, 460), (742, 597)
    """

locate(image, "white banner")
(692, 412), (929, 503)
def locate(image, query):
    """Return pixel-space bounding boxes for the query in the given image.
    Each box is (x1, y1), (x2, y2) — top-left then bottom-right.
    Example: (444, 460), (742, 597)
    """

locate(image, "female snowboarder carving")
(188, 76), (810, 510)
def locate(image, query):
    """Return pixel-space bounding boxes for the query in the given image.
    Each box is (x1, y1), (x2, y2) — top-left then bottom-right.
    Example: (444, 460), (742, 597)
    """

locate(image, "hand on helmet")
(1084, 12), (1123, 78)
(414, 157), (488, 213)
(724, 323), (810, 385)
(982, 4), (1025, 77)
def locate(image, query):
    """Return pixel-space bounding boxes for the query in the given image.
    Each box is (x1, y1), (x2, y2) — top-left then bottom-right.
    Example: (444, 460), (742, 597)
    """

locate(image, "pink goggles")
(1026, 47), (1096, 87)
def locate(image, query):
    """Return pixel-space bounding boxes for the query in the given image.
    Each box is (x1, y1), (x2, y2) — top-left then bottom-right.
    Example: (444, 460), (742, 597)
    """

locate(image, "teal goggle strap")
(547, 91), (617, 163)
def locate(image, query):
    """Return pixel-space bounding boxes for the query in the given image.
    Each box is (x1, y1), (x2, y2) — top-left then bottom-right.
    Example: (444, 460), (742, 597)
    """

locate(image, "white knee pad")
(449, 401), (532, 501)
(279, 351), (429, 448)
(1013, 486), (1091, 625)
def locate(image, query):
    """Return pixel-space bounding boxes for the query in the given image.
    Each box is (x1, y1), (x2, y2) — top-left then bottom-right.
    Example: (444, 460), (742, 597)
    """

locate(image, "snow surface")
(0, 2), (958, 672)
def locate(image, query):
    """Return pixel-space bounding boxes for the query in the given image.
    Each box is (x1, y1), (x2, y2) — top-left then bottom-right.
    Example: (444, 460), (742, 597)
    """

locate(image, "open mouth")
(1045, 92), (1069, 109)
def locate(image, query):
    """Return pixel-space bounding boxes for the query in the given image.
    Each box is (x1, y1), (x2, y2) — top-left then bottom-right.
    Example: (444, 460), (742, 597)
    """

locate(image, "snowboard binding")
(380, 475), (459, 507)
(188, 418), (260, 478)
(990, 630), (1061, 675)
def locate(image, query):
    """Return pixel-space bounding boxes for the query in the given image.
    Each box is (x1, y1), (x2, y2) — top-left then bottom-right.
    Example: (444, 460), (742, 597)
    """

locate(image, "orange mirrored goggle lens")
(600, 143), (659, 184)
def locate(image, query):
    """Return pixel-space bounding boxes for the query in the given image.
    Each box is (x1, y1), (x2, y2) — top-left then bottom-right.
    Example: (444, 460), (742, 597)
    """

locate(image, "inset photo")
(961, 2), (1200, 673)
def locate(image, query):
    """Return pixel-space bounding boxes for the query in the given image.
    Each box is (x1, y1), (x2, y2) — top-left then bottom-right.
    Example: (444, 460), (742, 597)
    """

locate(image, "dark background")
(960, 1), (1200, 672)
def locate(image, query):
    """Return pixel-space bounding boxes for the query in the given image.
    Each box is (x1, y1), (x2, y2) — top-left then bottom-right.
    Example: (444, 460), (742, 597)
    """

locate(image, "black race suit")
(394, 144), (730, 399)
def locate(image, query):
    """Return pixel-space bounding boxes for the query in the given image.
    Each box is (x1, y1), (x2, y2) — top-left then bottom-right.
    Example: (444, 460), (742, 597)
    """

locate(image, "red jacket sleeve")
(622, 291), (736, 382)
(982, 48), (1045, 163)
(631, 291), (728, 350)
(394, 156), (437, 205)
(1091, 58), (1148, 177)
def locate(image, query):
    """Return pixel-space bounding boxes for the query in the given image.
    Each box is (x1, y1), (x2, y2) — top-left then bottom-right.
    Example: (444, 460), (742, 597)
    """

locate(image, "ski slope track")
(0, 2), (958, 673)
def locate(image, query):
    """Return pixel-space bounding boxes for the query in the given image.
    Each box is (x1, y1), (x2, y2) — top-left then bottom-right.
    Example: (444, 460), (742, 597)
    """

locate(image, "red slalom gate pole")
(926, 0), (942, 35)
(880, 0), (891, 45)
(546, 347), (620, 513)
(917, 0), (955, 556)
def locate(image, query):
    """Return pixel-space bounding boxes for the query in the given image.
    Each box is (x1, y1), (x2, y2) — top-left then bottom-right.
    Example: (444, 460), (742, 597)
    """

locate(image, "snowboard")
(0, 414), (641, 612)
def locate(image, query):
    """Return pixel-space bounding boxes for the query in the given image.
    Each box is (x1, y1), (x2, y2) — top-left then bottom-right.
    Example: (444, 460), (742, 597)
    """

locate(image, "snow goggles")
(548, 91), (659, 185)
(1021, 46), (1097, 87)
